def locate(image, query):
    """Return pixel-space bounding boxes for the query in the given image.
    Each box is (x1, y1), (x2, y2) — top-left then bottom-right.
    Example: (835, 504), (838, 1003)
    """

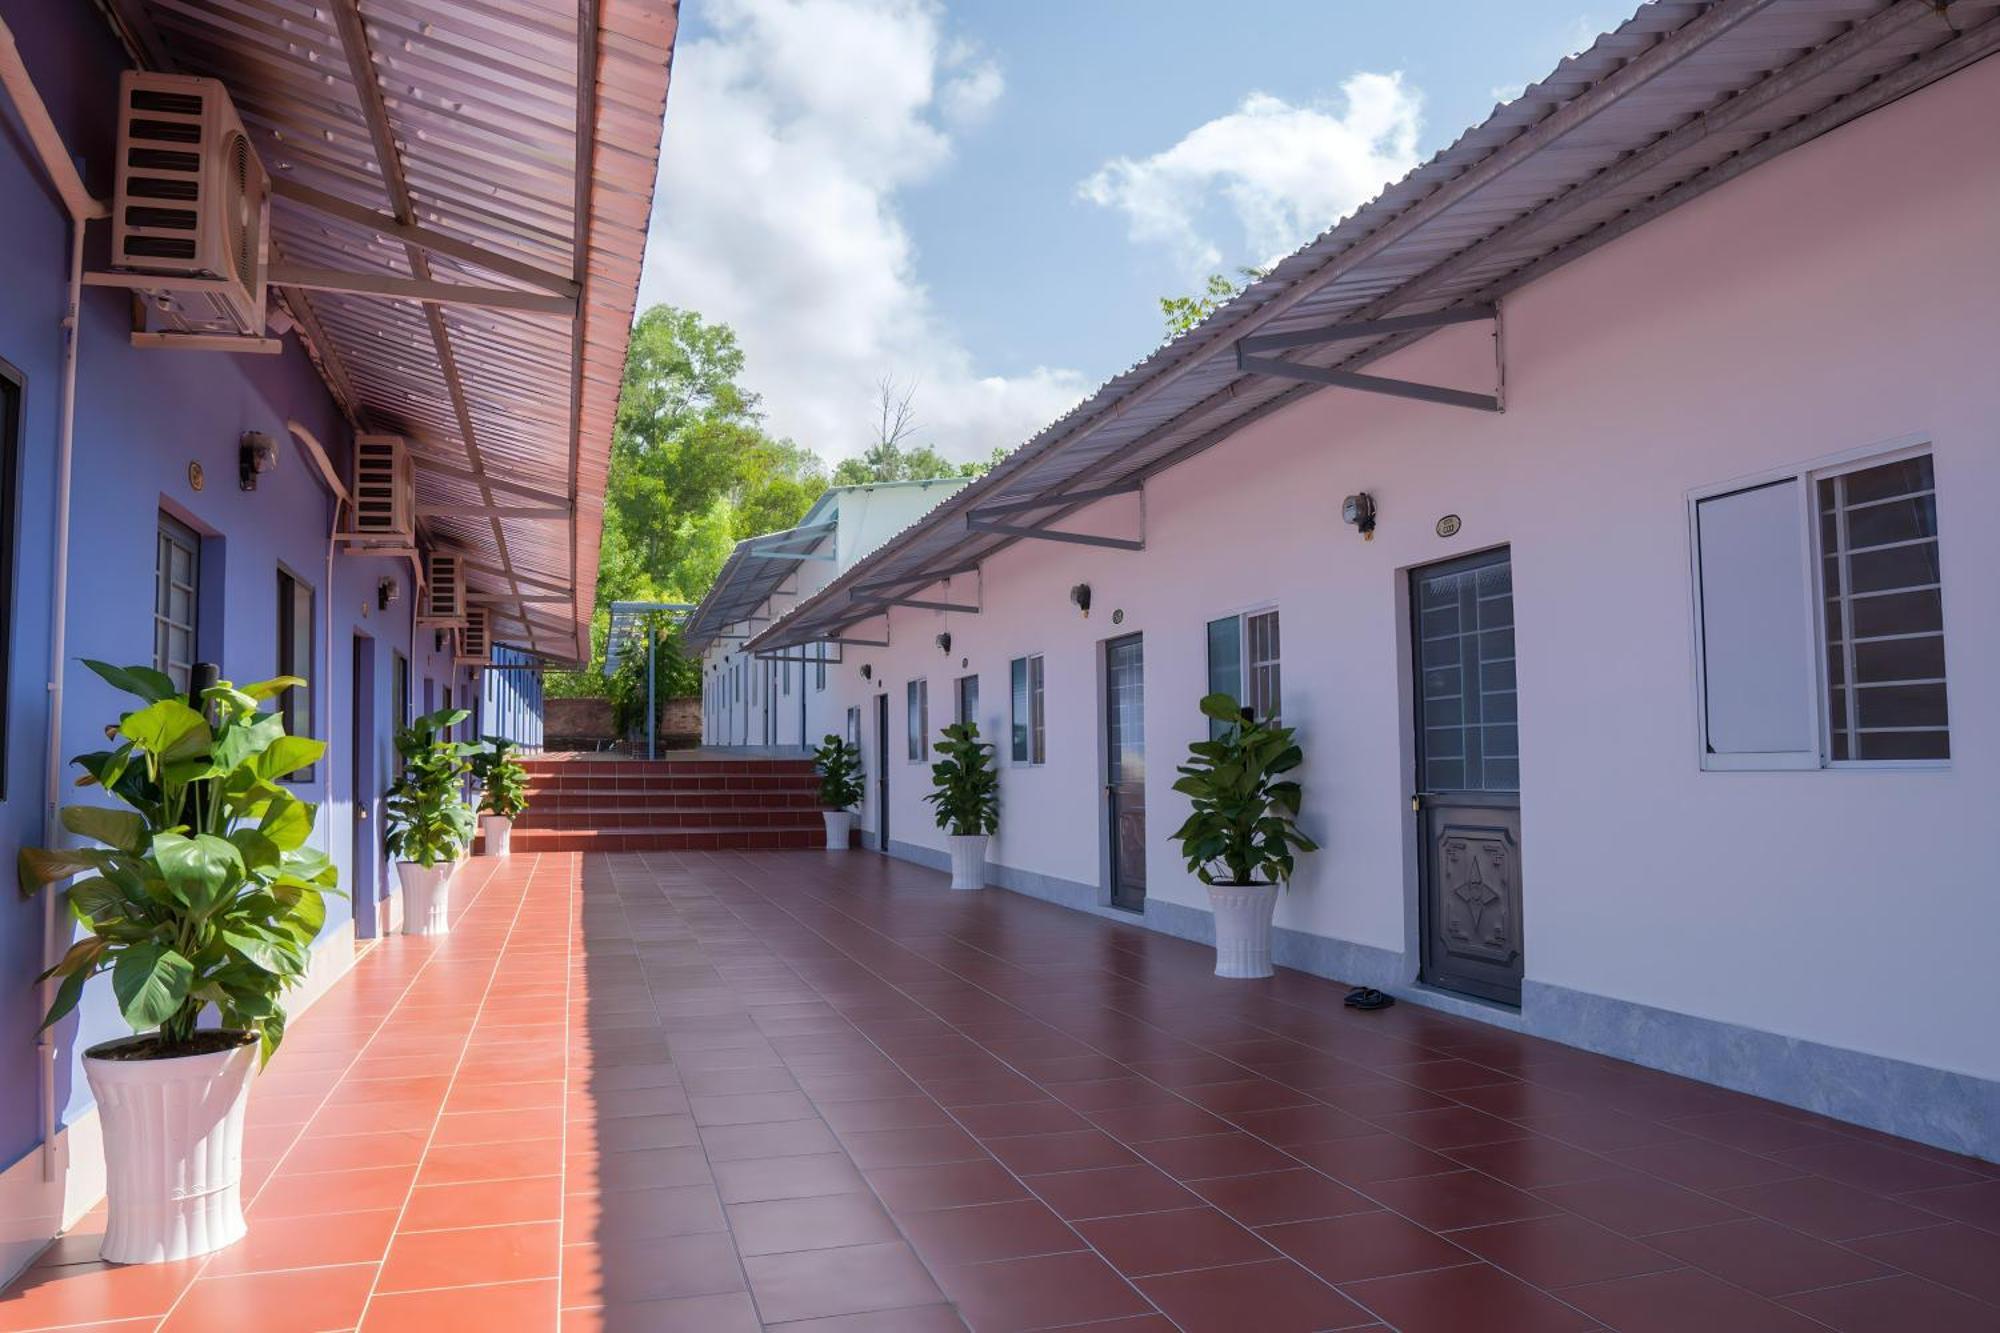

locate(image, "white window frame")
(906, 677), (929, 763)
(1206, 601), (1281, 724)
(1687, 435), (1948, 773)
(1009, 653), (1045, 766)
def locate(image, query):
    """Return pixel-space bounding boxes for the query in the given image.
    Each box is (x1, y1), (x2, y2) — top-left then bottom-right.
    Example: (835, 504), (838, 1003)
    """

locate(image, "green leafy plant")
(383, 708), (479, 868)
(923, 722), (998, 837)
(811, 733), (864, 811)
(1171, 693), (1318, 886)
(469, 735), (530, 820)
(18, 661), (341, 1063)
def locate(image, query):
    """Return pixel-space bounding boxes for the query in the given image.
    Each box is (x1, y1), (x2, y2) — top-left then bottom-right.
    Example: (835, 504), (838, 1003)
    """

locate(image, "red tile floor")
(5, 850), (1998, 1332)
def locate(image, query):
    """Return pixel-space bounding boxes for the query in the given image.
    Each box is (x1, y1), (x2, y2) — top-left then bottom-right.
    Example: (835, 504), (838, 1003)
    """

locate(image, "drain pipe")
(3, 14), (111, 1181)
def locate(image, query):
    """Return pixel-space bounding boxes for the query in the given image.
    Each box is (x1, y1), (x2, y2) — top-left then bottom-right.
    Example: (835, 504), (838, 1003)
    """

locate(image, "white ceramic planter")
(823, 810), (854, 851)
(947, 834), (987, 890)
(396, 860), (451, 935)
(83, 1035), (257, 1264)
(1208, 882), (1279, 978)
(480, 814), (512, 857)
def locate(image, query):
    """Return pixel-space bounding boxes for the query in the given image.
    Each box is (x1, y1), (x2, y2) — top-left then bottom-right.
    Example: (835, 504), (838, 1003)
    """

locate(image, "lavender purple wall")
(0, 0), (491, 1172)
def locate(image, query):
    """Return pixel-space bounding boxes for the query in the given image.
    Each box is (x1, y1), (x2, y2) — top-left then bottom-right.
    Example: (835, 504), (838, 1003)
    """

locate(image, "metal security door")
(1104, 634), (1146, 911)
(874, 693), (891, 850)
(1411, 548), (1524, 1005)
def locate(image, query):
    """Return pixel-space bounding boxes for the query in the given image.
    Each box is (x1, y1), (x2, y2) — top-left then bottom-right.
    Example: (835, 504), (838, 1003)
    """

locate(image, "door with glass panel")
(1411, 548), (1523, 1005)
(1104, 634), (1146, 912)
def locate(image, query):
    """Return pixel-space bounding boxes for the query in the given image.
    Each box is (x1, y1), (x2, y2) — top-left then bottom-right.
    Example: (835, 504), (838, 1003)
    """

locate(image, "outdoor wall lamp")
(860, 664), (873, 681)
(377, 578), (399, 610)
(1342, 491), (1377, 540)
(1069, 583), (1092, 617)
(238, 431), (279, 491)
(936, 632), (952, 655)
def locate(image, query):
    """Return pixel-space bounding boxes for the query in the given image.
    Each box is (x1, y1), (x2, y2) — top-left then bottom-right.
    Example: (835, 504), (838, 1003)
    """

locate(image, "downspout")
(2, 14), (111, 1180)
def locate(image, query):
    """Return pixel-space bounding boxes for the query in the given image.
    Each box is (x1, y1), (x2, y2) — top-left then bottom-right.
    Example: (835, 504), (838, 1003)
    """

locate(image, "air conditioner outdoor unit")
(455, 606), (490, 667)
(347, 435), (415, 541)
(112, 70), (270, 337)
(417, 551), (466, 628)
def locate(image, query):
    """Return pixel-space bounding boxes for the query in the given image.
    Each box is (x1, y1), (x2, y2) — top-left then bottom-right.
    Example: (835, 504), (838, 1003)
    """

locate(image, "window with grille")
(906, 679), (929, 762)
(276, 568), (315, 780)
(1692, 447), (1947, 769)
(957, 673), (979, 728)
(155, 514), (201, 694)
(1206, 608), (1281, 736)
(1009, 655), (1045, 764)
(1818, 454), (1947, 761)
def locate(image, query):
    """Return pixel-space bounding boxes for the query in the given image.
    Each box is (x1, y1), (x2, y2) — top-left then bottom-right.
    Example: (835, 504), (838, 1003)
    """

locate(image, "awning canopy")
(681, 514), (839, 655)
(750, 0), (2000, 654)
(604, 600), (693, 676)
(100, 0), (680, 665)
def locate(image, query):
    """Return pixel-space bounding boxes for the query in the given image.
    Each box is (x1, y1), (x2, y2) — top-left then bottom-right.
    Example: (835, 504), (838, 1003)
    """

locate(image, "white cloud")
(1079, 73), (1423, 280)
(637, 0), (1084, 464)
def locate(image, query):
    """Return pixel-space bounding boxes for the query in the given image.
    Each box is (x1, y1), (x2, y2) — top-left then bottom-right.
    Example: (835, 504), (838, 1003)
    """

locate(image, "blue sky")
(637, 1), (1610, 462)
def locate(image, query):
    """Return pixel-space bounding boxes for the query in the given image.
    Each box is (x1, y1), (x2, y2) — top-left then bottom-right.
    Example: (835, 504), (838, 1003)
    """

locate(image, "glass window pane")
(1820, 457), (1949, 761)
(1030, 655), (1045, 765)
(1010, 657), (1029, 762)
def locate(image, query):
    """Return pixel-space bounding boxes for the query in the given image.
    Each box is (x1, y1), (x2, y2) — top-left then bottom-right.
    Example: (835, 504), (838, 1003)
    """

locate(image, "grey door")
(1411, 548), (1523, 1005)
(874, 693), (891, 849)
(1105, 634), (1146, 912)
(350, 636), (380, 938)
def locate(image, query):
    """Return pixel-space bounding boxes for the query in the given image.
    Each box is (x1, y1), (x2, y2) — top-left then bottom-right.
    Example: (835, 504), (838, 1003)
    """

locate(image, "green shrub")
(18, 661), (341, 1062)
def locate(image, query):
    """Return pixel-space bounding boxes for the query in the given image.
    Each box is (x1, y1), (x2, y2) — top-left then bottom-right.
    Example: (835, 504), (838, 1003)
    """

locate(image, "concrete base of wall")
(0, 920), (359, 1287)
(881, 842), (1997, 1163)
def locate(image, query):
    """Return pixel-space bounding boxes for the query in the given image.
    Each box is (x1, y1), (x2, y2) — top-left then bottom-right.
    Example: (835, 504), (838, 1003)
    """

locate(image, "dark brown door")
(1412, 548), (1523, 1005)
(1105, 633), (1146, 912)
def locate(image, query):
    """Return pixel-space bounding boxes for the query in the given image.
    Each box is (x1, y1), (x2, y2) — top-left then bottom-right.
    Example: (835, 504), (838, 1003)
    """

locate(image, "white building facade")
(744, 33), (2000, 1161)
(690, 479), (971, 749)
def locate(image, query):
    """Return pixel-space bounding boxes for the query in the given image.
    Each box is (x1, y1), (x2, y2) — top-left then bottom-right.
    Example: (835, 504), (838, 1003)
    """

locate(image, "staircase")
(504, 754), (828, 853)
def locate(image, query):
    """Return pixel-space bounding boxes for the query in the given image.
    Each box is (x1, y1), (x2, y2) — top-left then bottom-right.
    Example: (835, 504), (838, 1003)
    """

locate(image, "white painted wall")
(700, 479), (971, 749)
(822, 58), (2000, 1084)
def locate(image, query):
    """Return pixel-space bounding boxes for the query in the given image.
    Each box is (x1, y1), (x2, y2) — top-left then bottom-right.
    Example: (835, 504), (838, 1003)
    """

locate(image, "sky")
(635, 1), (1616, 465)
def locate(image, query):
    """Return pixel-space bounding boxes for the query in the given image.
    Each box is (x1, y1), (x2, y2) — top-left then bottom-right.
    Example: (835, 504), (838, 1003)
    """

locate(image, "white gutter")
(2, 15), (110, 1180)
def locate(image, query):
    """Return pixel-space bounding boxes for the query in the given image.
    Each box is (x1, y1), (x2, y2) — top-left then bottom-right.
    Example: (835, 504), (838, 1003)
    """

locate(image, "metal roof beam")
(1238, 304), (1496, 356)
(851, 563), (983, 597)
(1234, 352), (1501, 413)
(406, 449), (573, 506)
(856, 596), (979, 614)
(415, 503), (572, 520)
(970, 479), (1142, 519)
(270, 176), (579, 298)
(266, 264), (576, 316)
(965, 517), (1144, 552)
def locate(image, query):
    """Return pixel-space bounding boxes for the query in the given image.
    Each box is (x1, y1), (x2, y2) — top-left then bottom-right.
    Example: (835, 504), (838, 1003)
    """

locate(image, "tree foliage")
(1159, 267), (1269, 340)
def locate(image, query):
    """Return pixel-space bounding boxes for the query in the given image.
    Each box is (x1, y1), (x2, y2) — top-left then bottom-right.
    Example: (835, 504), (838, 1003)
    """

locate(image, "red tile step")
(506, 827), (825, 852)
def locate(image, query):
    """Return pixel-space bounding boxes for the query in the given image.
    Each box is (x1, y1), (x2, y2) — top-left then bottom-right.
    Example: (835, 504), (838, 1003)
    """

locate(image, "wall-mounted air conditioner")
(455, 606), (490, 667)
(346, 434), (415, 541)
(112, 71), (270, 337)
(417, 550), (466, 628)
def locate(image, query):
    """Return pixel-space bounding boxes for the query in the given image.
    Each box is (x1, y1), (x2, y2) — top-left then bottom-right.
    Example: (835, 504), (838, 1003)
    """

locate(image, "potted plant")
(469, 735), (528, 857)
(1170, 693), (1317, 978)
(811, 733), (864, 851)
(924, 721), (998, 890)
(383, 707), (477, 934)
(19, 661), (338, 1263)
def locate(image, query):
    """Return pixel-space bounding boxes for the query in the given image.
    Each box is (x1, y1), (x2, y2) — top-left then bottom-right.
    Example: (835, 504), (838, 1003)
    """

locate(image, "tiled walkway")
(5, 851), (1999, 1332)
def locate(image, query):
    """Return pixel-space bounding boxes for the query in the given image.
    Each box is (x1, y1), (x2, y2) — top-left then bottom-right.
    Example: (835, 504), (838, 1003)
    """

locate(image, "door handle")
(1410, 794), (1423, 812)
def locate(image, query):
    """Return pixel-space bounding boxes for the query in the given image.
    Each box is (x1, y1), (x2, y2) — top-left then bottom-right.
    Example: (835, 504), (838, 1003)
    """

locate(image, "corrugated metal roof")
(681, 478), (974, 653)
(100, 0), (679, 664)
(750, 0), (2000, 654)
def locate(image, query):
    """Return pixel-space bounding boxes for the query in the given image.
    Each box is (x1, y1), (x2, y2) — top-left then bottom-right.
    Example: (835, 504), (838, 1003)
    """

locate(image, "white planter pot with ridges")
(480, 814), (512, 857)
(397, 860), (451, 935)
(947, 834), (987, 891)
(823, 810), (854, 851)
(1208, 882), (1279, 978)
(83, 1035), (257, 1264)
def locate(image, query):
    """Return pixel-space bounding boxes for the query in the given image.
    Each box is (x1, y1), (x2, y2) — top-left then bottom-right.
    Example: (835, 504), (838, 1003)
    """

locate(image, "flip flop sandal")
(1344, 988), (1395, 1011)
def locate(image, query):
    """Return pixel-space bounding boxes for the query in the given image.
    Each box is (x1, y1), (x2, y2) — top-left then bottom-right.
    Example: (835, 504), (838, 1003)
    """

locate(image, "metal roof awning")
(604, 600), (693, 676)
(100, 0), (681, 665)
(681, 502), (841, 654)
(749, 0), (2000, 655)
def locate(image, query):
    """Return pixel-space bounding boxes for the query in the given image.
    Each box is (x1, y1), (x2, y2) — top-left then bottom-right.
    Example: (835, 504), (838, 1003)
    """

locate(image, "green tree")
(545, 305), (827, 712)
(829, 378), (1007, 485)
(1159, 267), (1269, 340)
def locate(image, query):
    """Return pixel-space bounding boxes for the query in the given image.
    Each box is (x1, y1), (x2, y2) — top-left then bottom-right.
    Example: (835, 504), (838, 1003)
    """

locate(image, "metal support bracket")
(968, 479), (1142, 519)
(1234, 303), (1503, 412)
(855, 595), (979, 614)
(966, 516), (1144, 551)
